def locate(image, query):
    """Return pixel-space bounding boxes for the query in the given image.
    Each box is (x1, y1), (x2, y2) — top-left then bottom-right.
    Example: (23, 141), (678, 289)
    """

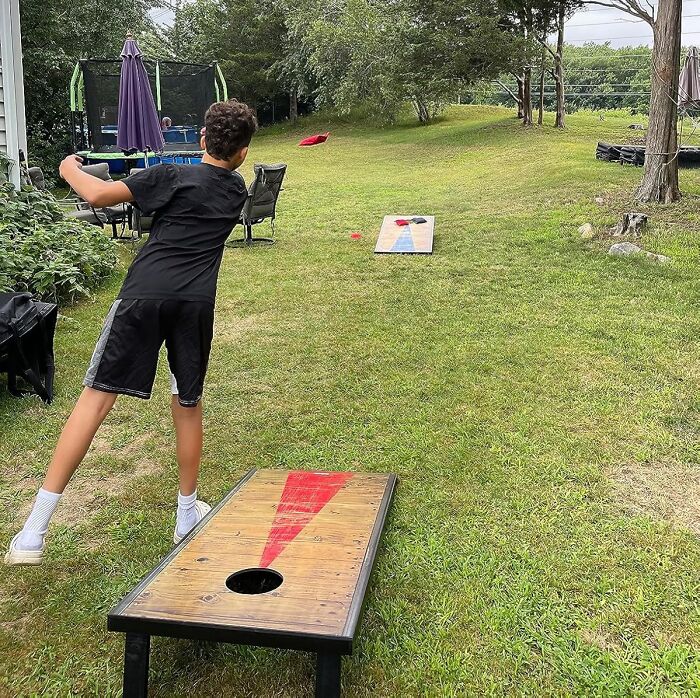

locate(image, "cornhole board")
(108, 469), (397, 697)
(374, 215), (435, 254)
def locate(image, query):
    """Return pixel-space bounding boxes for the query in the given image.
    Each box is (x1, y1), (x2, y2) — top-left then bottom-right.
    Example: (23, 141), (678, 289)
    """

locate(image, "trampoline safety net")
(80, 59), (217, 152)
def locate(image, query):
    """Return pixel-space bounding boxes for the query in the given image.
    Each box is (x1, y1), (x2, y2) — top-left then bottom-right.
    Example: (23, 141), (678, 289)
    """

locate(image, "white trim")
(0, 0), (27, 188)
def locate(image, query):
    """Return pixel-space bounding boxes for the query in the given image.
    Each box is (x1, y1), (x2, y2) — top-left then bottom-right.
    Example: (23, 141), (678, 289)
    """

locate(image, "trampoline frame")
(70, 58), (228, 155)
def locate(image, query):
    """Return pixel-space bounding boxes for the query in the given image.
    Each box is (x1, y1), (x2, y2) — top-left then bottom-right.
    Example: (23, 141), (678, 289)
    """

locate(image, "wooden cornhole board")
(374, 215), (435, 254)
(108, 469), (397, 697)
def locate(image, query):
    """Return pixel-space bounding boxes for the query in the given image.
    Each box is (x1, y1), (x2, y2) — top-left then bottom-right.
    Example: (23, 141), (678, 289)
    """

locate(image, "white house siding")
(0, 50), (7, 152)
(0, 0), (28, 187)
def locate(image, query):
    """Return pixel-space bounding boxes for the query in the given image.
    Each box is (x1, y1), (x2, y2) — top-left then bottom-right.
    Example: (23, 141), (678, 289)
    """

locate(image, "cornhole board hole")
(374, 215), (435, 254)
(108, 469), (397, 697)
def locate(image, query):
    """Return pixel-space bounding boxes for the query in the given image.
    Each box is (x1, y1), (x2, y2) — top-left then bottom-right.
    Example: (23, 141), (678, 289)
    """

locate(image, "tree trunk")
(516, 75), (525, 119)
(538, 46), (546, 126)
(522, 67), (533, 126)
(636, 0), (682, 202)
(412, 97), (431, 123)
(554, 4), (566, 128)
(289, 90), (298, 123)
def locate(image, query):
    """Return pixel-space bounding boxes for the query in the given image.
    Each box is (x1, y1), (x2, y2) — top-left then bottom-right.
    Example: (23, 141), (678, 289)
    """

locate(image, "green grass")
(2, 105), (700, 696)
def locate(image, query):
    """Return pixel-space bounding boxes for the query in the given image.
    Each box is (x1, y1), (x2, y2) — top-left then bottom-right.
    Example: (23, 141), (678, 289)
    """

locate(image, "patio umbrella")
(679, 46), (700, 109)
(117, 33), (164, 155)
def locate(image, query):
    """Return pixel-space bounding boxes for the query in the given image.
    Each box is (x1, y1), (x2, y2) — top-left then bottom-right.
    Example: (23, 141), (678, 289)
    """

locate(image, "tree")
(587, 0), (682, 202)
(175, 0), (288, 113)
(499, 0), (556, 125)
(499, 0), (580, 126)
(290, 0), (522, 124)
(535, 2), (572, 128)
(409, 0), (523, 122)
(283, 0), (422, 123)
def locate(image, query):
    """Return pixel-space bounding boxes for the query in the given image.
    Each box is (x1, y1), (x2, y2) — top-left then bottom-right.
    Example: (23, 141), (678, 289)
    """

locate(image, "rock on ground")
(609, 242), (642, 256)
(579, 223), (595, 239)
(608, 242), (670, 262)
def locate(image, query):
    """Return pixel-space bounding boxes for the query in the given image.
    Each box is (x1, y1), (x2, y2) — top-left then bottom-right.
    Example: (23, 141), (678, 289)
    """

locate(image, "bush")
(0, 182), (117, 304)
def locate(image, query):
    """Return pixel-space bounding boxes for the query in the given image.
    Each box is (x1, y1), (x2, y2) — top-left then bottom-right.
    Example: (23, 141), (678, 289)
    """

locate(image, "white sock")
(16, 488), (62, 551)
(176, 490), (198, 538)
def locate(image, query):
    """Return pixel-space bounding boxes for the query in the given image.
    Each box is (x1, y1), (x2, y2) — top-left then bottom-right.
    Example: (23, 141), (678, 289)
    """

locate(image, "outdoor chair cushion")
(28, 167), (47, 190)
(81, 162), (112, 181)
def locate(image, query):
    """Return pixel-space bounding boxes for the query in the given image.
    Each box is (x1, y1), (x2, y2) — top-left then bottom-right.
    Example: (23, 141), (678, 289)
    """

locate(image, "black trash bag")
(0, 292), (58, 403)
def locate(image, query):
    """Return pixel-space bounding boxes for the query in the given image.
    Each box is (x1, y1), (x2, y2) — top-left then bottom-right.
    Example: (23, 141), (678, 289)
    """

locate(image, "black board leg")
(123, 632), (150, 698)
(315, 652), (341, 698)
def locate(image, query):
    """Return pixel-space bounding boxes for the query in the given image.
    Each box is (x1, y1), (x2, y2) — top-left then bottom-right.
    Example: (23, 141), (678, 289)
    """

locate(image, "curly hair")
(204, 100), (258, 160)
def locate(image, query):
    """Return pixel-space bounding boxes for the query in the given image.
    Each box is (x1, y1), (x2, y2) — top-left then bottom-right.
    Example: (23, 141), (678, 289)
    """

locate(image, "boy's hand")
(59, 155), (83, 180)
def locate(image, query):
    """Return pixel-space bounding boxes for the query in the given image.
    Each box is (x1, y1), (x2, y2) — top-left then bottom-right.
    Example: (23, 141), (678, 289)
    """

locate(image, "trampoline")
(71, 58), (228, 173)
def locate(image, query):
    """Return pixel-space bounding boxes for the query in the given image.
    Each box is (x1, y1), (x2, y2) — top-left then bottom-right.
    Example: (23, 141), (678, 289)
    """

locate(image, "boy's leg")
(171, 395), (203, 496)
(43, 387), (118, 493)
(6, 299), (163, 564)
(166, 300), (214, 543)
(171, 393), (210, 542)
(7, 387), (117, 560)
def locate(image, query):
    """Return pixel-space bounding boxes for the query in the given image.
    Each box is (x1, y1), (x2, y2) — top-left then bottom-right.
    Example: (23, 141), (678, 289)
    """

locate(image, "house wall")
(0, 0), (28, 187)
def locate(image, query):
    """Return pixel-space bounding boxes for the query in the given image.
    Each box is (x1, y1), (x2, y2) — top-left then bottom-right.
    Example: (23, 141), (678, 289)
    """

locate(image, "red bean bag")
(299, 132), (330, 147)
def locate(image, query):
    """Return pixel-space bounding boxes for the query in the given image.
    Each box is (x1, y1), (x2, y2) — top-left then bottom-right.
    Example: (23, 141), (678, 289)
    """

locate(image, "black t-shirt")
(119, 163), (247, 304)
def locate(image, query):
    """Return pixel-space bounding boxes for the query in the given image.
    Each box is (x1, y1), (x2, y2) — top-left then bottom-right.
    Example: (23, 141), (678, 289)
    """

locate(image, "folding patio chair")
(126, 168), (153, 237)
(65, 163), (131, 238)
(228, 163), (287, 246)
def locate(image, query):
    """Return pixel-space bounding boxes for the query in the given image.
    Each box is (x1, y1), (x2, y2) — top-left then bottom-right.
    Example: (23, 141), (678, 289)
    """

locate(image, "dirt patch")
(10, 430), (164, 527)
(607, 462), (700, 536)
(213, 312), (266, 345)
(578, 627), (618, 651)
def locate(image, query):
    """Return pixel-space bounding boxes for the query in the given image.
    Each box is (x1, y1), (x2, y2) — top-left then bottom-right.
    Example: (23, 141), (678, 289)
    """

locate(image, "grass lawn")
(2, 105), (700, 696)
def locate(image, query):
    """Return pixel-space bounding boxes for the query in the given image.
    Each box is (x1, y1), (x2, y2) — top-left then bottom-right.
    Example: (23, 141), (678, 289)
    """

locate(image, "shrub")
(0, 182), (117, 304)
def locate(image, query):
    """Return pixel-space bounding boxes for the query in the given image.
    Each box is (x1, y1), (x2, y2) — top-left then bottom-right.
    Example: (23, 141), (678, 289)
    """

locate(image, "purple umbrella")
(117, 33), (164, 154)
(679, 47), (700, 109)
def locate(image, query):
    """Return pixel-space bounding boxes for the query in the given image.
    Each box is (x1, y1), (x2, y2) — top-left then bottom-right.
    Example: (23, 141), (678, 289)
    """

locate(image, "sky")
(150, 2), (700, 50)
(562, 2), (700, 48)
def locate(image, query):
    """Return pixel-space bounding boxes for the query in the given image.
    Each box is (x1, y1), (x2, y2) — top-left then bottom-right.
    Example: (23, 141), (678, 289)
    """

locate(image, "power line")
(566, 31), (700, 43)
(491, 83), (649, 90)
(565, 13), (700, 28)
(565, 56), (651, 61)
(490, 90), (651, 96)
(565, 67), (650, 72)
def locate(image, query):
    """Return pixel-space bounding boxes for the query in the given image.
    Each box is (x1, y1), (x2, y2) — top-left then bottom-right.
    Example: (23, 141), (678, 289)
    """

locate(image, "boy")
(5, 99), (257, 565)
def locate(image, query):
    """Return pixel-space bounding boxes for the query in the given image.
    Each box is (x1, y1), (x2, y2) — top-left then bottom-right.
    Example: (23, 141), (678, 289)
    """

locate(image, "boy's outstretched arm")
(59, 155), (134, 208)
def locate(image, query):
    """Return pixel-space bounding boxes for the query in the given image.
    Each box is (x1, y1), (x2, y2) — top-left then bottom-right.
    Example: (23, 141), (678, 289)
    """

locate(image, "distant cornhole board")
(374, 215), (435, 254)
(109, 469), (397, 698)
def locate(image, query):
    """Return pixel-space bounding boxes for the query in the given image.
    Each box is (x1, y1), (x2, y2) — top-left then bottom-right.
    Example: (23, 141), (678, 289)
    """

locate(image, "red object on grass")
(350, 233), (362, 239)
(299, 132), (330, 146)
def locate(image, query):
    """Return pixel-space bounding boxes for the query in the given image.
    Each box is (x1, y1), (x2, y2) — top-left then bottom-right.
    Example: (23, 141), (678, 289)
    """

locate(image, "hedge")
(0, 183), (117, 304)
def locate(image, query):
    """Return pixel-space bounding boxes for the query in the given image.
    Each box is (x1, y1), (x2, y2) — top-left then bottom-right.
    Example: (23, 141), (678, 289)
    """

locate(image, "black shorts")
(84, 299), (214, 407)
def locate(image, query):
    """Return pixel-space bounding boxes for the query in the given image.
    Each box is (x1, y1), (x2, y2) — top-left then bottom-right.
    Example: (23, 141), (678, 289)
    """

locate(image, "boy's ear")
(200, 134), (206, 150)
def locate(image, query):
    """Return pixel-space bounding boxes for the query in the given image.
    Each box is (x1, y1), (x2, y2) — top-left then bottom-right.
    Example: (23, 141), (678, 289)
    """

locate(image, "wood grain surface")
(114, 470), (393, 640)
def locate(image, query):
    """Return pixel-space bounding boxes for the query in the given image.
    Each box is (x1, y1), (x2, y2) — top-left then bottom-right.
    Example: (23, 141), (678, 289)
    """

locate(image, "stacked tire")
(596, 142), (622, 162)
(620, 146), (645, 167)
(597, 141), (700, 169)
